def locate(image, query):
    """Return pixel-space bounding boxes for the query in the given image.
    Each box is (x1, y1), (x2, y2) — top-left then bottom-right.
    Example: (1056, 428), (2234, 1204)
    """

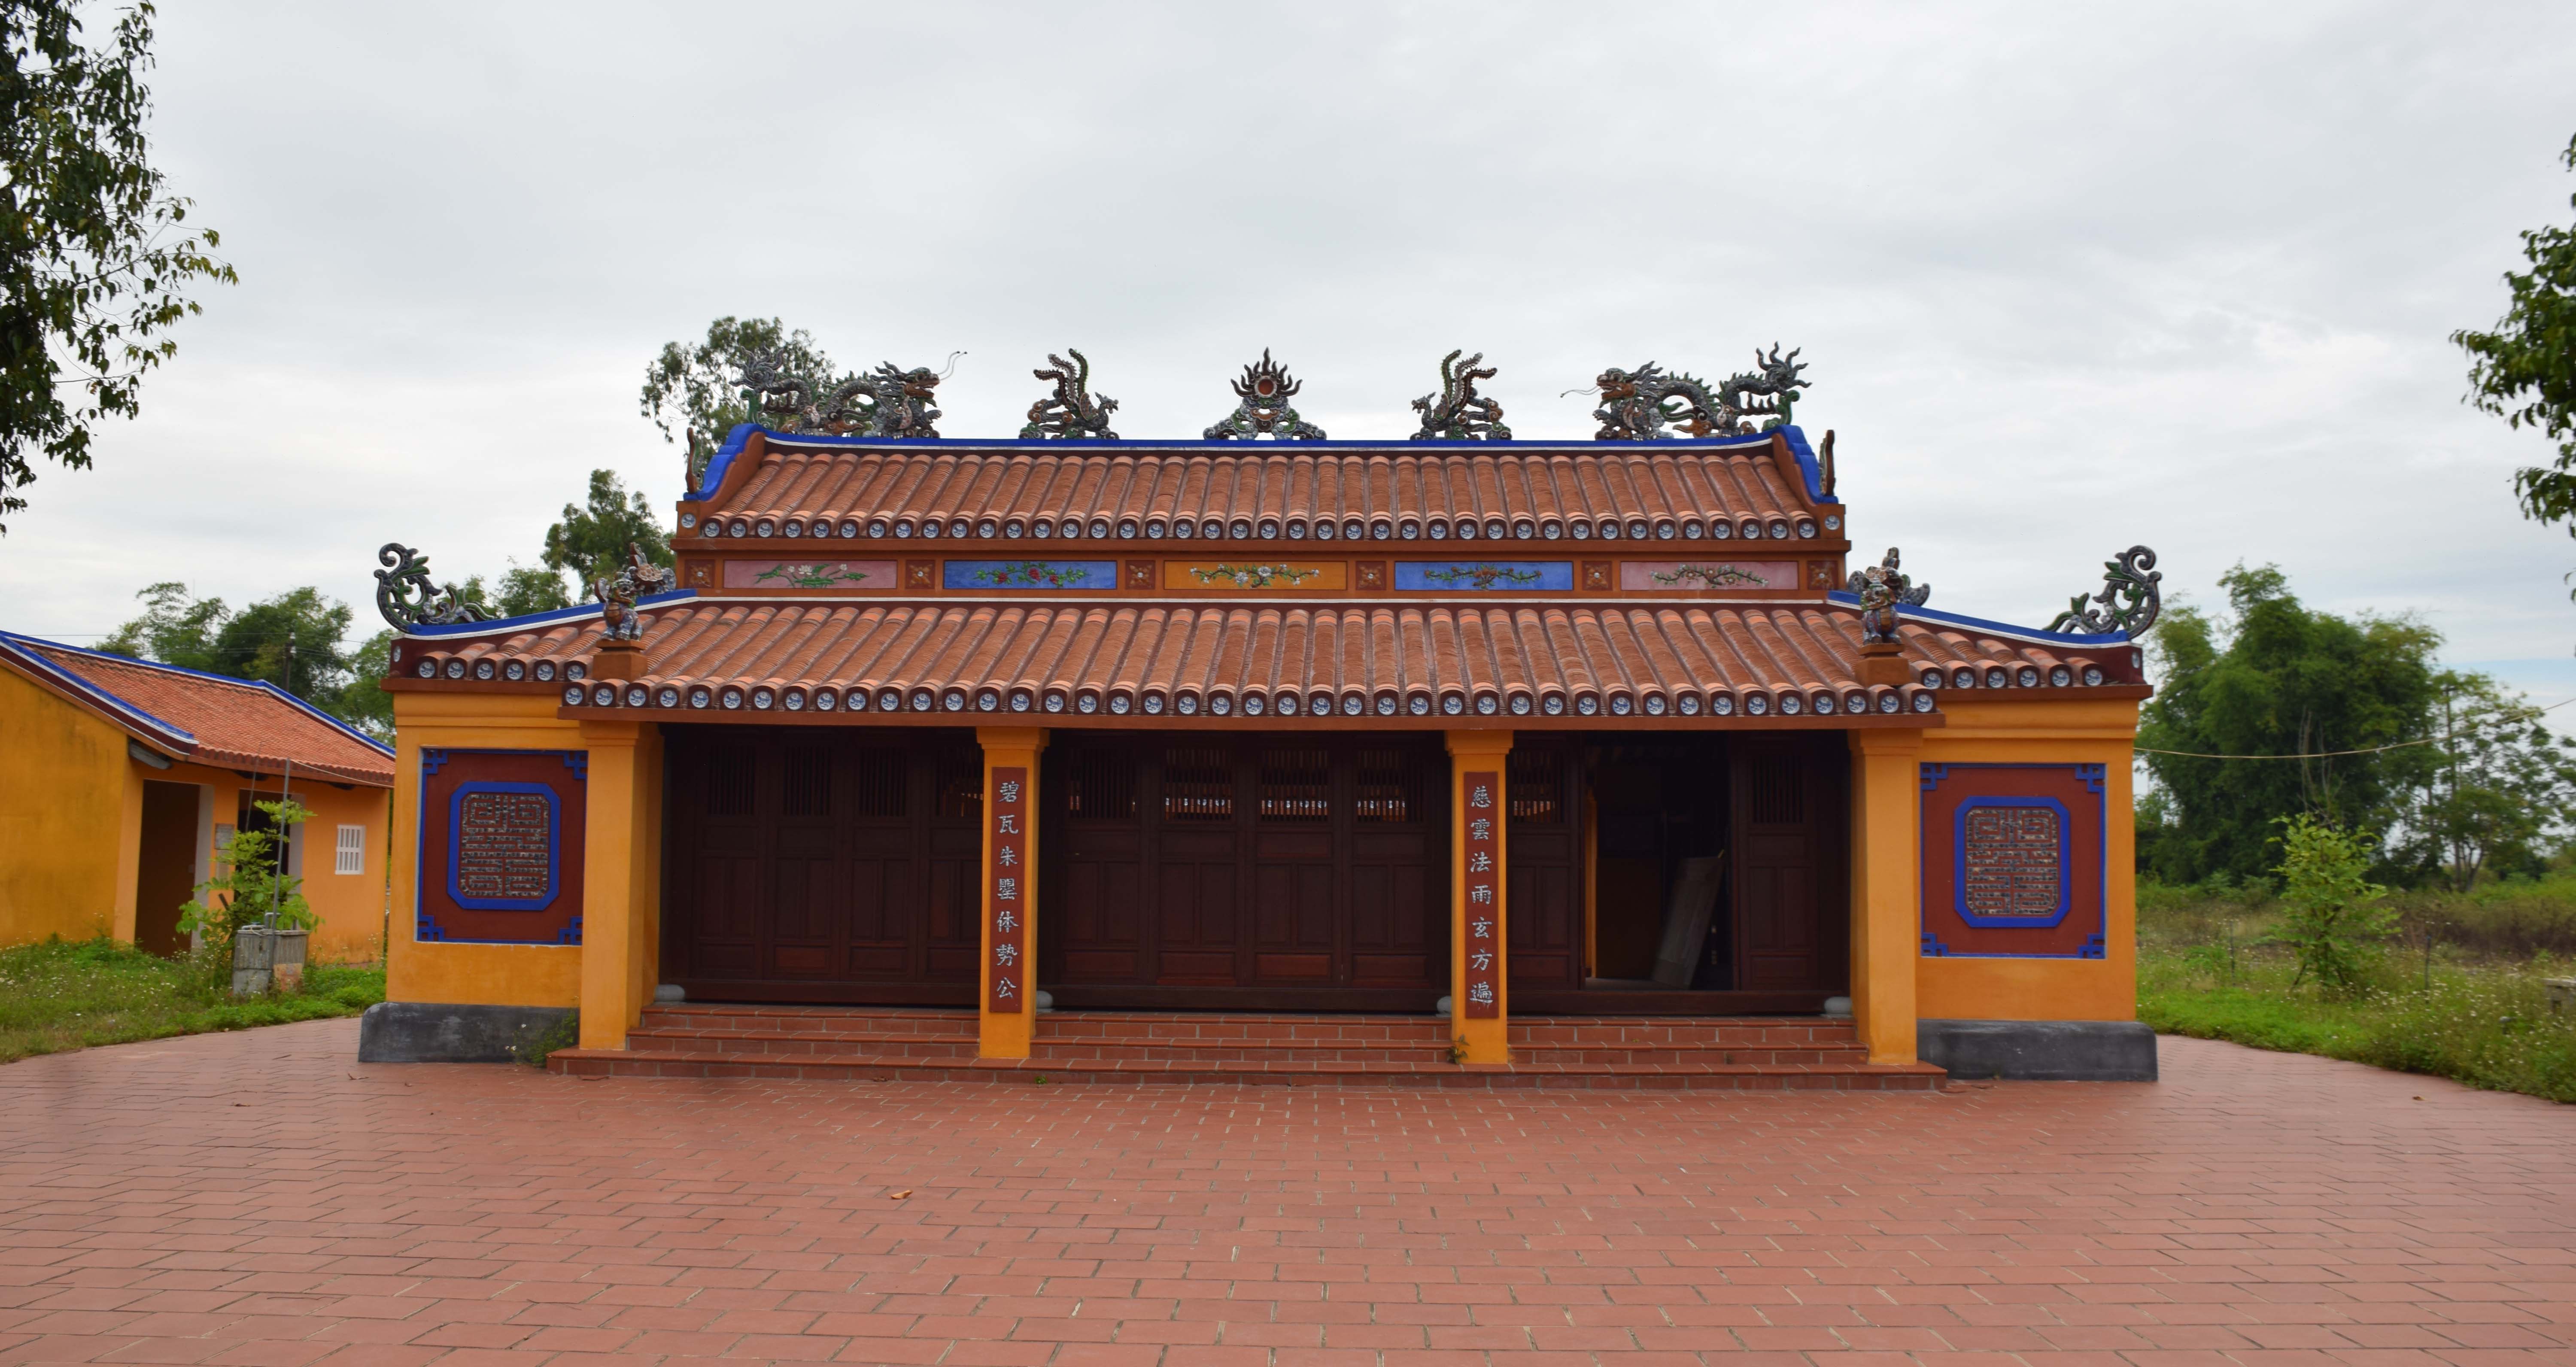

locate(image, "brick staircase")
(547, 1006), (1946, 1089)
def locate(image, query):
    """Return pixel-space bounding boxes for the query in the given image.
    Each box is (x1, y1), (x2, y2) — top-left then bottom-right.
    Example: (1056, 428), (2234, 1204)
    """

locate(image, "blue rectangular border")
(1919, 762), (2108, 960)
(942, 559), (1118, 590)
(1394, 561), (1574, 592)
(1952, 796), (2072, 928)
(416, 748), (586, 945)
(446, 782), (562, 911)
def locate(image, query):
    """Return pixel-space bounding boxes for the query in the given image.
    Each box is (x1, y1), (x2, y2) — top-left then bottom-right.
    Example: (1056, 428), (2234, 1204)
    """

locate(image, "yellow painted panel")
(1914, 695), (2140, 1023)
(386, 693), (590, 1008)
(1166, 560), (1347, 591)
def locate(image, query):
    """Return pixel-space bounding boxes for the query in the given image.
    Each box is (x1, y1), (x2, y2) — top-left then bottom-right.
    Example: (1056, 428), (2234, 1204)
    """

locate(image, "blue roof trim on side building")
(401, 589), (700, 639)
(1823, 592), (2134, 648)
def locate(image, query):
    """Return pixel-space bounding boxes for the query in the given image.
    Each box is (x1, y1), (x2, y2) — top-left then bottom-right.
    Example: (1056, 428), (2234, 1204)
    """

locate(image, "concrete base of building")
(1917, 1018), (2158, 1082)
(358, 1002), (576, 1063)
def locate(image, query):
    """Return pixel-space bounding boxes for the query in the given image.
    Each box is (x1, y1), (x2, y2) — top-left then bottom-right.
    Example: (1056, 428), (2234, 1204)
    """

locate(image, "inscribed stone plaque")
(454, 789), (555, 904)
(1961, 805), (2061, 918)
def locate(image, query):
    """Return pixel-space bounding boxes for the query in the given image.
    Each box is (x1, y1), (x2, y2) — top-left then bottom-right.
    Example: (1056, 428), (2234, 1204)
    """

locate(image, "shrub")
(2273, 814), (2396, 996)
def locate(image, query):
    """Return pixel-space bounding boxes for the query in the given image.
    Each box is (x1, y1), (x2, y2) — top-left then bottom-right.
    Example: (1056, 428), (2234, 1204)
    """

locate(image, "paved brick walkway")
(2, 1021), (2570, 1366)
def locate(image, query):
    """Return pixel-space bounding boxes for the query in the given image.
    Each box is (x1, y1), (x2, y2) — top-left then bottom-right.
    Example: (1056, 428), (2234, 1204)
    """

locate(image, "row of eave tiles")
(408, 604), (2124, 722)
(695, 447), (1832, 545)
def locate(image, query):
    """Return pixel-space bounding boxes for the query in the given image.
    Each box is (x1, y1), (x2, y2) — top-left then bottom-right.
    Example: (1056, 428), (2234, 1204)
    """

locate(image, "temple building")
(362, 351), (2161, 1082)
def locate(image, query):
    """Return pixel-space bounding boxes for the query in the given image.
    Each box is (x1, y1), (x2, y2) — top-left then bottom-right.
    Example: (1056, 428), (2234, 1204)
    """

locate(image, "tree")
(639, 316), (836, 485)
(542, 468), (669, 584)
(494, 562), (573, 617)
(0, 1), (236, 532)
(2272, 813), (2394, 996)
(178, 795), (315, 950)
(2401, 673), (2576, 890)
(2456, 133), (2576, 580)
(2138, 564), (2439, 884)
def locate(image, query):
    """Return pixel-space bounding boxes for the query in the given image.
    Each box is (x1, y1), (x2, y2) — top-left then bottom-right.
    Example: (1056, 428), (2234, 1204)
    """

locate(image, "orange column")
(1446, 730), (1513, 1065)
(1848, 729), (1923, 1065)
(977, 727), (1048, 1059)
(577, 720), (661, 1050)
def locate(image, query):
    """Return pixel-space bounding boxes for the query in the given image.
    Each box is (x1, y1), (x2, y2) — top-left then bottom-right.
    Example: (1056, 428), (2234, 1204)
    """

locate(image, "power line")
(2136, 696), (2576, 760)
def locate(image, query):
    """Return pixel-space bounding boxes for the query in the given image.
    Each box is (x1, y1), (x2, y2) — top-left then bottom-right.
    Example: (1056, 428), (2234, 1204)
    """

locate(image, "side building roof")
(0, 631), (396, 787)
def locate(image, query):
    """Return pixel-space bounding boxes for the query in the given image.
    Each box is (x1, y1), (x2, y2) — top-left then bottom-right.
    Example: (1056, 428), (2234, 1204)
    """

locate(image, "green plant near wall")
(177, 797), (317, 948)
(2272, 813), (2396, 996)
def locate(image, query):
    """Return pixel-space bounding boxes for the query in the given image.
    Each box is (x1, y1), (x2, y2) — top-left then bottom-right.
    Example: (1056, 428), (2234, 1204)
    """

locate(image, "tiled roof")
(0, 632), (395, 786)
(684, 432), (1838, 546)
(395, 600), (2143, 726)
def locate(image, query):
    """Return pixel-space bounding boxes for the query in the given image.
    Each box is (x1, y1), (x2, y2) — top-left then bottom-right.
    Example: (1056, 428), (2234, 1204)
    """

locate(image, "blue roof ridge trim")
(401, 588), (700, 640)
(1776, 426), (1837, 505)
(1822, 592), (2133, 648)
(683, 422), (760, 503)
(250, 679), (396, 759)
(0, 629), (201, 750)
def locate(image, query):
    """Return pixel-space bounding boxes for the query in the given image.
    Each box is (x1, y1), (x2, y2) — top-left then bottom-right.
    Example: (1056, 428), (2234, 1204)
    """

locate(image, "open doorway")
(134, 781), (200, 957)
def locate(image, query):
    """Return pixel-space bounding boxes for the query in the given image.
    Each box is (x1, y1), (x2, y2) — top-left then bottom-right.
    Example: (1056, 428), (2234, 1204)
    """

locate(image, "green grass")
(2139, 882), (2576, 1103)
(0, 936), (385, 1066)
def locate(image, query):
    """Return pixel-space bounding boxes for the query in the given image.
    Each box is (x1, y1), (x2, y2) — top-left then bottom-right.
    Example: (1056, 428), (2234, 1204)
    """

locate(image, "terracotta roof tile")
(5, 635), (394, 785)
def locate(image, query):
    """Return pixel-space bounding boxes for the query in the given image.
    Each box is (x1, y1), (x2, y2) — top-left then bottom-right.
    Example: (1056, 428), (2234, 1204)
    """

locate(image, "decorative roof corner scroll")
(734, 349), (946, 439)
(2047, 546), (2161, 636)
(375, 544), (486, 630)
(1410, 349), (1511, 441)
(1204, 349), (1325, 440)
(593, 542), (674, 643)
(683, 426), (717, 490)
(1020, 349), (1119, 440)
(1846, 547), (1929, 645)
(1591, 345), (1810, 440)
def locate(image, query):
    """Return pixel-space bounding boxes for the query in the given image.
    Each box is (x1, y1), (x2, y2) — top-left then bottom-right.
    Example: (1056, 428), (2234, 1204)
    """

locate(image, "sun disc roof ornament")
(735, 348), (945, 439)
(1410, 349), (1511, 441)
(1591, 345), (1810, 440)
(1020, 349), (1119, 440)
(2047, 546), (2162, 636)
(374, 543), (486, 629)
(1204, 349), (1325, 440)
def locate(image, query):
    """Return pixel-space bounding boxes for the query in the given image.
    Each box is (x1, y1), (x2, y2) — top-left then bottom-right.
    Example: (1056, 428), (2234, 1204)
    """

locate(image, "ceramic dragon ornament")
(1020, 349), (1119, 440)
(735, 348), (946, 438)
(1410, 349), (1511, 440)
(1592, 345), (1810, 440)
(1846, 547), (1931, 645)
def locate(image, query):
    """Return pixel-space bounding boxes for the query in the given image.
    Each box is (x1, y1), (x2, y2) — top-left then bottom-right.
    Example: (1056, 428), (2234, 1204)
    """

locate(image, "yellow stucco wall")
(1913, 697), (2140, 1022)
(169, 761), (392, 963)
(0, 666), (133, 945)
(385, 693), (587, 1009)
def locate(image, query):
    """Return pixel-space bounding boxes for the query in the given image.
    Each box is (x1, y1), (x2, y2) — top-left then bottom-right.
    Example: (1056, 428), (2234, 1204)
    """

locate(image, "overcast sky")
(7, 3), (2576, 706)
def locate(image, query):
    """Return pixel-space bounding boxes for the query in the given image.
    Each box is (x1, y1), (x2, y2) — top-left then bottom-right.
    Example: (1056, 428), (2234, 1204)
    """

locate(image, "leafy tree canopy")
(2455, 134), (2576, 578)
(541, 468), (670, 583)
(0, 0), (235, 532)
(640, 316), (836, 484)
(2396, 672), (2576, 890)
(2138, 564), (2440, 884)
(99, 580), (368, 728)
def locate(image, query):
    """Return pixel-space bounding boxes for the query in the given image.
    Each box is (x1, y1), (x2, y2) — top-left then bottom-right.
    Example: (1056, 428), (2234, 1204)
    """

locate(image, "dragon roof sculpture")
(1593, 345), (1810, 441)
(735, 348), (945, 439)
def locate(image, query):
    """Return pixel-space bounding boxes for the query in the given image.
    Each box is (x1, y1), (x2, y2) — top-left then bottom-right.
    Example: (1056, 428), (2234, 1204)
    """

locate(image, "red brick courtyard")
(2, 1020), (2570, 1366)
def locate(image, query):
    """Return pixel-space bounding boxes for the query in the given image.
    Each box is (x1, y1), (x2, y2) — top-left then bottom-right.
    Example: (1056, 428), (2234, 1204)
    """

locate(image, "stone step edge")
(553, 1046), (1944, 1081)
(624, 1027), (1868, 1060)
(645, 1006), (1850, 1029)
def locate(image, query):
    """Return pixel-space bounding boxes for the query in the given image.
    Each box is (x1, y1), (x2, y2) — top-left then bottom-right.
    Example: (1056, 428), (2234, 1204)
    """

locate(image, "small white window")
(334, 824), (365, 875)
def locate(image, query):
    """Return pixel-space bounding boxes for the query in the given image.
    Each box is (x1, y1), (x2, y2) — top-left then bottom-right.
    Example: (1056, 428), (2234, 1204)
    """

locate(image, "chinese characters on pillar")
(1461, 770), (1501, 1018)
(987, 766), (1029, 1013)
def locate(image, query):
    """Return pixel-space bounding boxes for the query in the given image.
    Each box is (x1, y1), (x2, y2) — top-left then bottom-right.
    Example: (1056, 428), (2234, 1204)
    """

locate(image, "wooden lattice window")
(1354, 748), (1423, 824)
(705, 746), (756, 817)
(1508, 749), (1562, 823)
(783, 746), (832, 818)
(1063, 747), (1137, 820)
(848, 746), (907, 818)
(1258, 748), (1331, 823)
(933, 744), (983, 819)
(1162, 747), (1233, 822)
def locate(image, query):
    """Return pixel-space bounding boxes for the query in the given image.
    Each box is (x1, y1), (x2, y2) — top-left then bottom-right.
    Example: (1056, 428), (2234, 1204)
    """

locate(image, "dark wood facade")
(660, 723), (1847, 1013)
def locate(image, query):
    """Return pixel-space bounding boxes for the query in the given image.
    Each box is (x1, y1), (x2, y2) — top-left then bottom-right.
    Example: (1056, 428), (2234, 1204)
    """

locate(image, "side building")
(0, 632), (396, 960)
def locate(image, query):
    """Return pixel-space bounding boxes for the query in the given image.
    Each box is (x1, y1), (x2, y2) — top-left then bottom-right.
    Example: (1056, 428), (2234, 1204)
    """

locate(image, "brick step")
(621, 1025), (1868, 1068)
(548, 1046), (1944, 1091)
(638, 1006), (976, 1036)
(624, 1026), (979, 1058)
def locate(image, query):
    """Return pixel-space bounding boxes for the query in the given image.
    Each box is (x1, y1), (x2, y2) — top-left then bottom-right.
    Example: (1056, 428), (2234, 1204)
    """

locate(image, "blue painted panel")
(1394, 561), (1574, 592)
(942, 560), (1118, 590)
(445, 781), (561, 911)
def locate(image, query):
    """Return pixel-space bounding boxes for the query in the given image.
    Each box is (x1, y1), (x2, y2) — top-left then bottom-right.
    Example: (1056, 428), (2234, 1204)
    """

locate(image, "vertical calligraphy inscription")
(987, 766), (1029, 1013)
(1462, 771), (1501, 1018)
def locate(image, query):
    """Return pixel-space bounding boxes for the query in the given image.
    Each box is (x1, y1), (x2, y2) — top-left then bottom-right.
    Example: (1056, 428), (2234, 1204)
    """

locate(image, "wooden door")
(1504, 741), (1583, 990)
(662, 726), (980, 1003)
(1045, 733), (1446, 1009)
(1727, 734), (1850, 992)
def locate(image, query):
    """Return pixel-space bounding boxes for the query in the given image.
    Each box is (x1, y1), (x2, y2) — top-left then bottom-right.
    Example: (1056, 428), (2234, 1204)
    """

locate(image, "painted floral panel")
(1619, 559), (1798, 591)
(1394, 561), (1574, 592)
(1167, 561), (1348, 591)
(723, 559), (898, 589)
(941, 560), (1119, 590)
